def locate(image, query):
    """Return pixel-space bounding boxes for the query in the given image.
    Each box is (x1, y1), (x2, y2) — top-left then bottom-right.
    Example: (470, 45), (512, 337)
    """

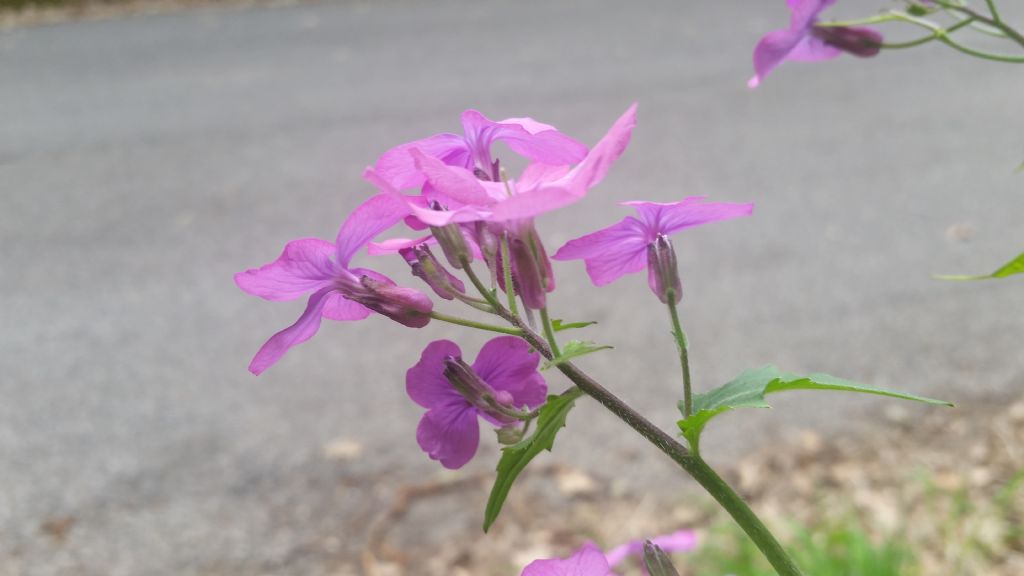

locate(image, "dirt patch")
(353, 391), (1024, 575)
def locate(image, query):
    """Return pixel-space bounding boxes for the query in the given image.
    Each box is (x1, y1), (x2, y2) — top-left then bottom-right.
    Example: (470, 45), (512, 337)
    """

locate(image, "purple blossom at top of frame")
(407, 337), (547, 469)
(364, 104), (638, 227)
(749, 0), (883, 88)
(552, 197), (752, 297)
(368, 110), (588, 192)
(235, 194), (433, 375)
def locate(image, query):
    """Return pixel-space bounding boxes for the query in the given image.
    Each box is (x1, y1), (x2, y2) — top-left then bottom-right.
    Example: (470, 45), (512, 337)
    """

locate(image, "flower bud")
(474, 221), (501, 274)
(400, 245), (466, 300)
(811, 25), (883, 58)
(642, 541), (682, 576)
(508, 221), (555, 310)
(428, 201), (472, 269)
(495, 424), (525, 445)
(347, 275), (433, 328)
(646, 234), (682, 304)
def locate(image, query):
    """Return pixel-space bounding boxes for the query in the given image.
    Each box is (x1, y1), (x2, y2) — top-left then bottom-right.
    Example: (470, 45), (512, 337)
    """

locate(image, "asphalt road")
(2, 1), (1023, 574)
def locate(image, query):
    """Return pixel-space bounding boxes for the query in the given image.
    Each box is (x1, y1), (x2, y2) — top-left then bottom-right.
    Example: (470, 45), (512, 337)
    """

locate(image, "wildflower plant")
(235, 2), (1024, 573)
(236, 102), (953, 575)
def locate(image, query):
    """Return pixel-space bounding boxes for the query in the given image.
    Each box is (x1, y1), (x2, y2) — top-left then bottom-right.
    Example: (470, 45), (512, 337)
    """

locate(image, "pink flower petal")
(247, 287), (334, 375)
(235, 238), (337, 301)
(522, 542), (612, 576)
(411, 149), (502, 206)
(489, 103), (637, 222)
(366, 234), (436, 256)
(416, 401), (480, 470)
(461, 110), (588, 167)
(335, 194), (411, 267)
(370, 132), (470, 191)
(604, 529), (698, 568)
(472, 336), (547, 409)
(624, 198), (754, 236)
(320, 290), (371, 322)
(552, 217), (650, 286)
(406, 339), (465, 409)
(749, 0), (839, 88)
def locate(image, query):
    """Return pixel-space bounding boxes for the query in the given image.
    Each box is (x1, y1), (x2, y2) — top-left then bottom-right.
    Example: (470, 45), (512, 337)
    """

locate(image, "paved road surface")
(2, 1), (1023, 574)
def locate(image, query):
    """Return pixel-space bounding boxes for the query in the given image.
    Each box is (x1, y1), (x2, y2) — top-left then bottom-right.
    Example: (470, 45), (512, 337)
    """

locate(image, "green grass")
(690, 517), (916, 576)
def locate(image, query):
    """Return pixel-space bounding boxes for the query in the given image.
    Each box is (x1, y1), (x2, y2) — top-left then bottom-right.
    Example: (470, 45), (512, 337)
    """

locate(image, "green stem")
(891, 10), (1024, 62)
(500, 233), (520, 316)
(687, 456), (805, 576)
(880, 16), (976, 49)
(953, 3), (1024, 47)
(449, 272), (801, 574)
(539, 307), (561, 358)
(497, 315), (802, 575)
(666, 292), (693, 418)
(984, 0), (1003, 23)
(461, 257), (503, 310)
(428, 311), (522, 335)
(817, 13), (902, 27)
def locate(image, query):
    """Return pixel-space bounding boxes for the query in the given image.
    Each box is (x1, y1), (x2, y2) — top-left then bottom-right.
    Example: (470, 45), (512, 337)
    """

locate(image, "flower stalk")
(459, 261), (803, 576)
(666, 291), (693, 420)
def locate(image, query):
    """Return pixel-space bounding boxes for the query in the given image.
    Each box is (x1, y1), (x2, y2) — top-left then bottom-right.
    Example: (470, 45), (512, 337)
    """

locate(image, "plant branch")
(457, 260), (802, 575)
(428, 311), (522, 335)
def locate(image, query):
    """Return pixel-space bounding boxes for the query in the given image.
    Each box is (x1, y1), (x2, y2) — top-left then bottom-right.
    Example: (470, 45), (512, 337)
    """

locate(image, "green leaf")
(677, 365), (953, 447)
(935, 251), (1024, 281)
(551, 318), (598, 332)
(1015, 160), (1024, 174)
(540, 339), (612, 370)
(483, 391), (579, 532)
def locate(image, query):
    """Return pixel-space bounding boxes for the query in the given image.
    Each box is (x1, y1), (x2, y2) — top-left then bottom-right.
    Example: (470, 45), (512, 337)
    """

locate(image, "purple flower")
(365, 104), (638, 227)
(552, 198), (753, 299)
(368, 110), (588, 192)
(407, 337), (547, 469)
(522, 530), (697, 576)
(605, 530), (698, 574)
(235, 194), (433, 375)
(522, 542), (612, 576)
(749, 0), (883, 88)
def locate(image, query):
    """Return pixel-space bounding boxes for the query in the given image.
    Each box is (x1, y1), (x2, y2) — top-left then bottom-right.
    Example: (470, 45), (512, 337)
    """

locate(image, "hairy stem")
(500, 233), (520, 316)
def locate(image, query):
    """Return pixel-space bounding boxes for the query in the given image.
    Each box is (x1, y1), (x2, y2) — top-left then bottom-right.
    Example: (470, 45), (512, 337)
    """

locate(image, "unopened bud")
(508, 222), (555, 310)
(400, 245), (466, 300)
(495, 425), (525, 445)
(347, 275), (433, 328)
(642, 541), (682, 576)
(474, 221), (501, 273)
(811, 25), (883, 58)
(647, 234), (682, 304)
(428, 201), (471, 269)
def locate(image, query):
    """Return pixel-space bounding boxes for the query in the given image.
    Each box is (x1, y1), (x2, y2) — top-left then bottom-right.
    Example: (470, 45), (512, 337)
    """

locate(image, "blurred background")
(2, 0), (1023, 574)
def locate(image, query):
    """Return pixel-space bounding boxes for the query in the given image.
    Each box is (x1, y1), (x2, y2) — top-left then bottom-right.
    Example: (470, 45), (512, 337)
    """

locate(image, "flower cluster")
(237, 104), (749, 574)
(236, 104), (752, 462)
